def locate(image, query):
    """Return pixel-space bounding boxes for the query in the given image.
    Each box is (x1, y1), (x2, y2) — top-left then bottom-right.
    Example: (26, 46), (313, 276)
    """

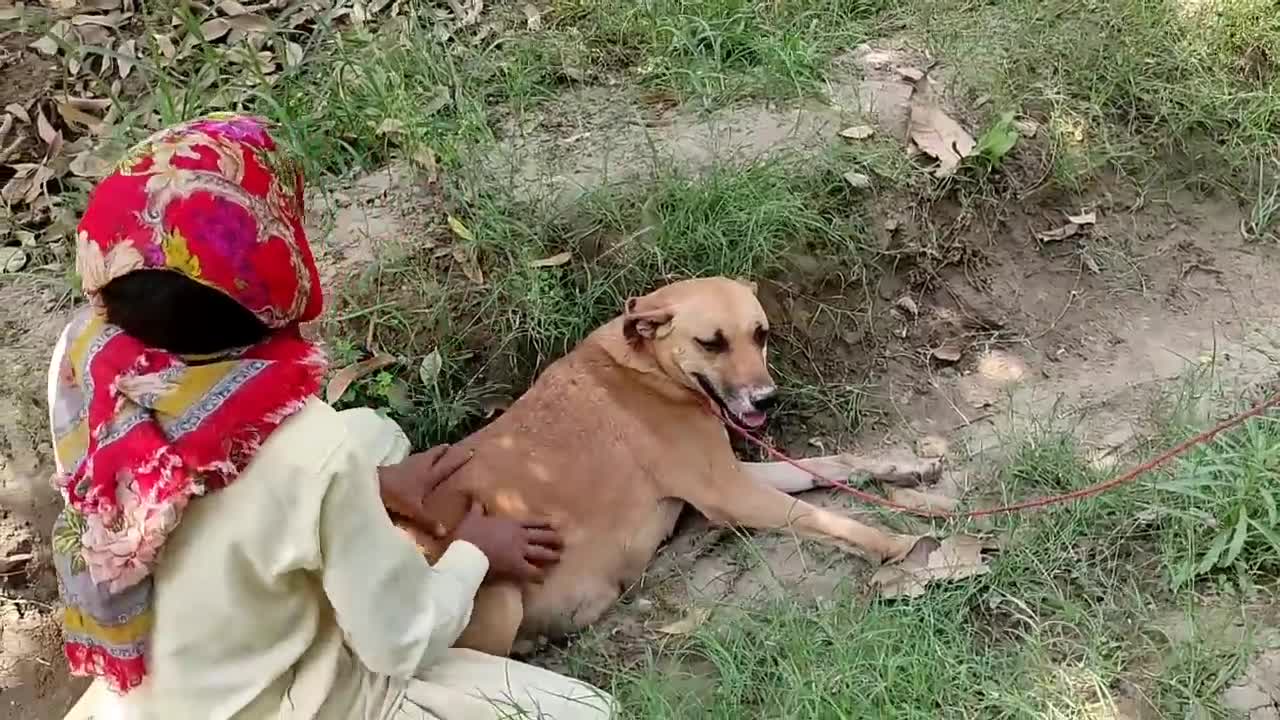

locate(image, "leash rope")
(720, 391), (1280, 520)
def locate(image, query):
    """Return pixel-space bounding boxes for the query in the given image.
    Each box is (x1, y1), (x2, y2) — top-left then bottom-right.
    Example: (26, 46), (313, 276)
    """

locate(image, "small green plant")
(973, 111), (1020, 167)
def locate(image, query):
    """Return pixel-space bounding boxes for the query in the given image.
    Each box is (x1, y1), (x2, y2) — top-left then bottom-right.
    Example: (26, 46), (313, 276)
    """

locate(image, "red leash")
(720, 391), (1280, 520)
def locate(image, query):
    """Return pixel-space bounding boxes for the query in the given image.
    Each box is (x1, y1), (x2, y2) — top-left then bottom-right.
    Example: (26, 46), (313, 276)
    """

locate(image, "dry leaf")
(35, 107), (59, 146)
(1033, 222), (1080, 243)
(451, 246), (484, 284)
(56, 101), (105, 134)
(0, 247), (30, 274)
(284, 40), (303, 67)
(418, 349), (442, 386)
(117, 38), (136, 79)
(528, 252), (571, 268)
(199, 18), (232, 41)
(325, 353), (397, 404)
(446, 214), (475, 242)
(1066, 210), (1097, 225)
(886, 487), (958, 512)
(839, 125), (875, 140)
(6, 104), (30, 124)
(656, 608), (710, 635)
(522, 2), (541, 31)
(69, 149), (115, 177)
(842, 170), (872, 189)
(154, 33), (176, 59)
(226, 13), (271, 33)
(219, 0), (251, 15)
(2, 163), (54, 205)
(909, 82), (975, 178)
(871, 535), (994, 599)
(931, 344), (962, 363)
(376, 118), (404, 135)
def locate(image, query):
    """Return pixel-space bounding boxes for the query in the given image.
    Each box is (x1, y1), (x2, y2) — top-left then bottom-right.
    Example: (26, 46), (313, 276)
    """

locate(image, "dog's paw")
(858, 455), (943, 487)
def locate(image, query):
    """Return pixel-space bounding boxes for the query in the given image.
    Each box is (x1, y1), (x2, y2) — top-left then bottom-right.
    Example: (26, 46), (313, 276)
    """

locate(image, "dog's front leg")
(678, 472), (917, 563)
(742, 453), (942, 494)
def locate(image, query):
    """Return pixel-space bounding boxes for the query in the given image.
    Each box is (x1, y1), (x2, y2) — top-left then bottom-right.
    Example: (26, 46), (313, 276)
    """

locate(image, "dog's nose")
(751, 387), (779, 411)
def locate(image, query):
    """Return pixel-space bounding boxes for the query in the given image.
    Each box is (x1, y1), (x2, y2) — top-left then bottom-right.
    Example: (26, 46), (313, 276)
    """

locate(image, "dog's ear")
(623, 296), (674, 341)
(734, 277), (758, 295)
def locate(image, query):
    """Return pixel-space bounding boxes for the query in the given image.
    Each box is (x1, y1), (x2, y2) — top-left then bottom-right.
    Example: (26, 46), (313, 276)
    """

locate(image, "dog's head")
(623, 277), (776, 428)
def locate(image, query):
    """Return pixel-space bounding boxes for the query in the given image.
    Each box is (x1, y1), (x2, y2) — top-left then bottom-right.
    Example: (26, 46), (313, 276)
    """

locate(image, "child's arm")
(316, 440), (489, 678)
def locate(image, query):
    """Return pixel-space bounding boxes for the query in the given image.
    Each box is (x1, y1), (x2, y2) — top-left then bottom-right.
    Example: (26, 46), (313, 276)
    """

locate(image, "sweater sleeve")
(316, 440), (489, 678)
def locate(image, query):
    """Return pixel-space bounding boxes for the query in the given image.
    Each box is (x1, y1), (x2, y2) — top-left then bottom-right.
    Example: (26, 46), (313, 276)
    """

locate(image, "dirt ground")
(2, 27), (1279, 720)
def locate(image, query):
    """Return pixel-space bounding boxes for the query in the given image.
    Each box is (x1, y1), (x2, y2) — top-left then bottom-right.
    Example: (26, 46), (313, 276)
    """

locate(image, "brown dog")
(405, 277), (938, 655)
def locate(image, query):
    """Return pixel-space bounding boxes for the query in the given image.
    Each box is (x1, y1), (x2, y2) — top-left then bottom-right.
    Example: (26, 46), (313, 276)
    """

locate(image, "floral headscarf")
(48, 114), (326, 693)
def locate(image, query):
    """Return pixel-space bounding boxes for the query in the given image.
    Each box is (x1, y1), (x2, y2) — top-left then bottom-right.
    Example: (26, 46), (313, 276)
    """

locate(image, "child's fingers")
(524, 528), (563, 549)
(524, 545), (560, 565)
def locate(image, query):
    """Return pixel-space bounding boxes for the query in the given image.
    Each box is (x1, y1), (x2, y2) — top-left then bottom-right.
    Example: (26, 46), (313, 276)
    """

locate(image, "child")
(51, 114), (614, 720)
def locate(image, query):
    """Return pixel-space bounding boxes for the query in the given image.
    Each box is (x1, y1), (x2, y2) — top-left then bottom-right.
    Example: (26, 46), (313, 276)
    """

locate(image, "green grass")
(551, 0), (894, 104)
(899, 0), (1280, 189)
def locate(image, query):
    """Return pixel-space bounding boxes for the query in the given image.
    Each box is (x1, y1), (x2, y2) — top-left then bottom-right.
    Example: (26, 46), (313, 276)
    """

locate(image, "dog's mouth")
(693, 373), (767, 429)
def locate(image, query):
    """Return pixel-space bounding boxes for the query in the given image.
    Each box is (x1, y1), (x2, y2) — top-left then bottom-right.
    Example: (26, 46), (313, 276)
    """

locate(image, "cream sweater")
(100, 399), (489, 719)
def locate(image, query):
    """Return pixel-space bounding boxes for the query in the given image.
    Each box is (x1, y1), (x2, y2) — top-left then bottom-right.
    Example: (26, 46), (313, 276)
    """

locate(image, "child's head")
(75, 114), (323, 350)
(100, 270), (270, 355)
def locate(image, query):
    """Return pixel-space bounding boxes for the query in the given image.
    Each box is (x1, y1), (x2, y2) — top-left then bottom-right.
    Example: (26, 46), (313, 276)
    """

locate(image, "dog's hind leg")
(742, 453), (942, 494)
(452, 582), (523, 656)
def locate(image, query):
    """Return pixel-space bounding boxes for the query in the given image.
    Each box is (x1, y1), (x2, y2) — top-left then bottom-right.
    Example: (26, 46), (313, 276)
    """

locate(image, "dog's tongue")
(739, 410), (767, 429)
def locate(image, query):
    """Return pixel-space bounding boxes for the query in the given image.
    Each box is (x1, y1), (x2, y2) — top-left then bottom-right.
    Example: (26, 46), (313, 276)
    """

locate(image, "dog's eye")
(696, 332), (728, 354)
(754, 326), (770, 346)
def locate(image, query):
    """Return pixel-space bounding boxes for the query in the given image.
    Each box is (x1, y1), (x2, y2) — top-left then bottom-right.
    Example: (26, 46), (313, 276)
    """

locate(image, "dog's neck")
(585, 318), (703, 407)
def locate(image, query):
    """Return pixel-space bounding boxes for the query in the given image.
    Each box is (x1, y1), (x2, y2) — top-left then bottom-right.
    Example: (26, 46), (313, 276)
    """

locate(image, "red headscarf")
(49, 113), (326, 692)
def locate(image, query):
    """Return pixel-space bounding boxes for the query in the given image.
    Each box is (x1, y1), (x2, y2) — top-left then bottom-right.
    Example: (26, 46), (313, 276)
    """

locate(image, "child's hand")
(452, 501), (563, 582)
(379, 445), (473, 530)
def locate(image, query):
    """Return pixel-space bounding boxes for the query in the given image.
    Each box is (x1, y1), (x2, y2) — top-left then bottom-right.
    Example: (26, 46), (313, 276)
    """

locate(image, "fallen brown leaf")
(1033, 222), (1080, 243)
(839, 125), (875, 140)
(656, 607), (710, 636)
(871, 535), (994, 599)
(842, 170), (872, 189)
(528, 251), (571, 268)
(56, 101), (106, 134)
(931, 344), (963, 363)
(908, 80), (975, 178)
(200, 18), (232, 41)
(325, 353), (398, 404)
(36, 107), (60, 147)
(5, 103), (30, 124)
(69, 149), (115, 178)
